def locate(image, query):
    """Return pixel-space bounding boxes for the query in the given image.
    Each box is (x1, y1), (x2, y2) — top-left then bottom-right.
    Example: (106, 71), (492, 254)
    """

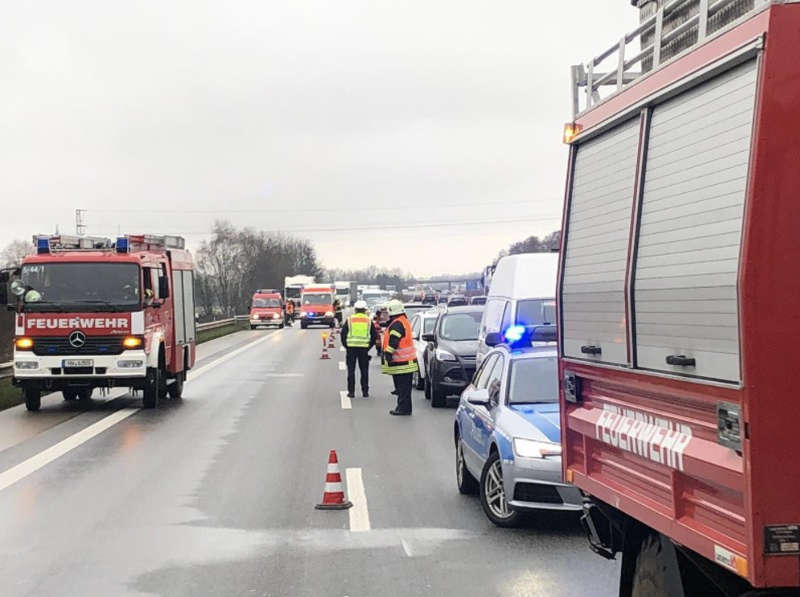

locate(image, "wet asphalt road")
(0, 326), (619, 596)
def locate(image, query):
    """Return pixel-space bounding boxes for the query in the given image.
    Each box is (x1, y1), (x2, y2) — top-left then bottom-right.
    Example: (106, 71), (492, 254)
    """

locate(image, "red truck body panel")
(559, 6), (800, 588)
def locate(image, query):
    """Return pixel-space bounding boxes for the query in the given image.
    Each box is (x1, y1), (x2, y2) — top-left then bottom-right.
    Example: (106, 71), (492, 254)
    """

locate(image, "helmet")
(386, 299), (405, 316)
(354, 300), (368, 311)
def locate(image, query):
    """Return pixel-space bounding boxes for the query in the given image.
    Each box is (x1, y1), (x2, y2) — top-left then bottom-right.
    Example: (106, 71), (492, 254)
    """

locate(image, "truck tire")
(142, 366), (160, 409)
(250, 324), (256, 330)
(24, 388), (41, 412)
(629, 532), (686, 597)
(168, 371), (185, 399)
(301, 321), (308, 330)
(78, 388), (92, 401)
(63, 390), (79, 401)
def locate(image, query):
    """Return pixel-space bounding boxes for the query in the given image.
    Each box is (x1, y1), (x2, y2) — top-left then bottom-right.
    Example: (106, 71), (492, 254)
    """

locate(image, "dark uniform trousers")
(346, 347), (370, 395)
(392, 373), (413, 414)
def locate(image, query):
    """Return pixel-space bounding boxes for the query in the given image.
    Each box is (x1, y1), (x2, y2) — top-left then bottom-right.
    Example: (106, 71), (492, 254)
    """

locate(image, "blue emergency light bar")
(116, 237), (129, 253)
(36, 237), (50, 254)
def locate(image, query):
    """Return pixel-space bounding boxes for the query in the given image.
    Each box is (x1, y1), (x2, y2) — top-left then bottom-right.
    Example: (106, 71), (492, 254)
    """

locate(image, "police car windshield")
(439, 312), (481, 341)
(253, 298), (280, 308)
(20, 263), (140, 312)
(303, 293), (332, 305)
(516, 299), (556, 326)
(508, 357), (558, 404)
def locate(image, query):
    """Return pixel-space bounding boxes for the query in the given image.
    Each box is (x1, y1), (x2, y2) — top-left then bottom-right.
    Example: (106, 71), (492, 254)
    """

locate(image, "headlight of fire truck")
(325, 311), (334, 317)
(300, 311), (308, 317)
(252, 314), (259, 320)
(272, 313), (280, 319)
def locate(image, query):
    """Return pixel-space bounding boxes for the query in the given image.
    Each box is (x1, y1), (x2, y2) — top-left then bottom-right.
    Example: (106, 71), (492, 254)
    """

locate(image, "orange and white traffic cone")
(320, 332), (330, 360)
(315, 450), (352, 510)
(328, 333), (335, 348)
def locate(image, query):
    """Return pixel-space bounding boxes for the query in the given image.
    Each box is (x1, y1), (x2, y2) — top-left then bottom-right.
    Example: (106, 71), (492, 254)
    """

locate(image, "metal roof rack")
(33, 234), (114, 252)
(571, 0), (771, 118)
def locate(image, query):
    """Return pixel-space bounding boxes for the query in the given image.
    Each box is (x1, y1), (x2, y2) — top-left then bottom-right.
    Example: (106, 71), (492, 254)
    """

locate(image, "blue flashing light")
(116, 237), (129, 253)
(504, 325), (526, 344)
(36, 237), (50, 254)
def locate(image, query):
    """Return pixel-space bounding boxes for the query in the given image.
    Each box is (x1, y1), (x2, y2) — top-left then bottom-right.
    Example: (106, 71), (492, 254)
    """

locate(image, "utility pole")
(75, 209), (87, 236)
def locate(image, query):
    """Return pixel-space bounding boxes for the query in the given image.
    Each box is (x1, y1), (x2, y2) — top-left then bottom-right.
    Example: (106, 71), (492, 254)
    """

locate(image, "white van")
(476, 253), (558, 365)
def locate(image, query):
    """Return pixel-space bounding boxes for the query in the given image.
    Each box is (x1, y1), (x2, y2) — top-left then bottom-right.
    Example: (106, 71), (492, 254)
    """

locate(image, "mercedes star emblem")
(68, 330), (87, 348)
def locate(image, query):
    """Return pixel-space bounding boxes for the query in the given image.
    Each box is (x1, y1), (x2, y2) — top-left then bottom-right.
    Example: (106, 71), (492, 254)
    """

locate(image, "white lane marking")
(346, 467), (370, 532)
(0, 408), (139, 492)
(338, 361), (346, 371)
(0, 332), (280, 494)
(401, 539), (413, 557)
(191, 332), (280, 380)
(340, 390), (352, 410)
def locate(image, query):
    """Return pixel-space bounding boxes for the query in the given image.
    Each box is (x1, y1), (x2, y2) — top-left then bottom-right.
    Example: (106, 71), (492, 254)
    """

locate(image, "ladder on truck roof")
(571, 0), (770, 118)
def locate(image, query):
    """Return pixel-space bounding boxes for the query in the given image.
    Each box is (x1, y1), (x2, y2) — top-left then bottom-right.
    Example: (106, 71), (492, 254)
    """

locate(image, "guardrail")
(196, 315), (249, 332)
(0, 361), (11, 380)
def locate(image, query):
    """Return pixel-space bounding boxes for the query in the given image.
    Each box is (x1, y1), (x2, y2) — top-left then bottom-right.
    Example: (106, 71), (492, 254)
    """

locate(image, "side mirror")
(485, 332), (503, 347)
(467, 388), (490, 407)
(158, 276), (169, 300)
(422, 333), (435, 342)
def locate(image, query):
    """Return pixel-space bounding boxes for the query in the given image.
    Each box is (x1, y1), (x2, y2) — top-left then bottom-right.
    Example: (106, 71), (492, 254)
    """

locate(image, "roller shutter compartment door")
(562, 118), (640, 365)
(634, 59), (757, 383)
(172, 271), (186, 345)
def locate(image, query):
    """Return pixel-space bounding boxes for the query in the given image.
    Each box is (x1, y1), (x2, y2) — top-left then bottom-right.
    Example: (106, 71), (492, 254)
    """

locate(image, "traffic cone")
(320, 332), (330, 360)
(328, 333), (335, 348)
(315, 450), (352, 510)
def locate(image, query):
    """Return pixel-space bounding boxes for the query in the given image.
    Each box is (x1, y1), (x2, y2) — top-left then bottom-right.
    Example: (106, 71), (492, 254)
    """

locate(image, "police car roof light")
(504, 325), (526, 343)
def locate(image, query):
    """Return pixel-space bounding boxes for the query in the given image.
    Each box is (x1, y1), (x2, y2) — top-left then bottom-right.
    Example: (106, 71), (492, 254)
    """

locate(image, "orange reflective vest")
(285, 301), (294, 314)
(381, 315), (419, 375)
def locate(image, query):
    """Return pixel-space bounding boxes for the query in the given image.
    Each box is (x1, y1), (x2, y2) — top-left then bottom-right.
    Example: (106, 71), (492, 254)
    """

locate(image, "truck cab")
(8, 234), (195, 411)
(249, 292), (284, 329)
(299, 286), (335, 329)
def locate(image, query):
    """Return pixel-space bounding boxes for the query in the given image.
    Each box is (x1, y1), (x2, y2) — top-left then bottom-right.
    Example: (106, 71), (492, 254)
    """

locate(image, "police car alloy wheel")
(479, 451), (522, 527)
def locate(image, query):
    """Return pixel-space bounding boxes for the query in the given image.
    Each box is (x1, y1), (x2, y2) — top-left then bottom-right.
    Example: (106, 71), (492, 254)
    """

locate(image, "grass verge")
(0, 377), (22, 411)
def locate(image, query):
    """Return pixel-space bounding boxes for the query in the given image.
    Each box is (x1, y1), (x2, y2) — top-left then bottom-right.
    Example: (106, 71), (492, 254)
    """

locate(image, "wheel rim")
(484, 459), (512, 519)
(456, 441), (465, 486)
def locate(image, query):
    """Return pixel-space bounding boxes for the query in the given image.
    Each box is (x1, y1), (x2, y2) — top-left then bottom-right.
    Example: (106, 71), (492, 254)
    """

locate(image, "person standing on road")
(284, 299), (294, 326)
(340, 300), (378, 398)
(333, 297), (343, 327)
(381, 300), (419, 416)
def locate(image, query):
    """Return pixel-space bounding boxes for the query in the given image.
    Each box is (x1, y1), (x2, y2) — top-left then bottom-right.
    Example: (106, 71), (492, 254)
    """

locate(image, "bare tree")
(1, 239), (31, 268)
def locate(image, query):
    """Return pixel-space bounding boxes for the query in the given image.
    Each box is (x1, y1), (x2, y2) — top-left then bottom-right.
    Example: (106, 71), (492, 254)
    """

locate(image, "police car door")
(472, 353), (505, 465)
(460, 354), (499, 473)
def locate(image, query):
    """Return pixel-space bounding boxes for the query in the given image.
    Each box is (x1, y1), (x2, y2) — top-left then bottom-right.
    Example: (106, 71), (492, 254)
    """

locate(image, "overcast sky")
(1, 1), (637, 277)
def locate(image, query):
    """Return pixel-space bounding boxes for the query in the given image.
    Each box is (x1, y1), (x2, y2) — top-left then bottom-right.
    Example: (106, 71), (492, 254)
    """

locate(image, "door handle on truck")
(581, 345), (602, 355)
(666, 354), (695, 367)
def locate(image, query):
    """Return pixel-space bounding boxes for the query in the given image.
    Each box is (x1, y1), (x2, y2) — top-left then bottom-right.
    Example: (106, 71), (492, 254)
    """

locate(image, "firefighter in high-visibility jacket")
(381, 299), (419, 416)
(341, 300), (379, 398)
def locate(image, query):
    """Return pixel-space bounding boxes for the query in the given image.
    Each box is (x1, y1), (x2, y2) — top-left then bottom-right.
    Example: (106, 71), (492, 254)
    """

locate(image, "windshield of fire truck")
(253, 298), (280, 308)
(285, 287), (302, 299)
(302, 293), (332, 305)
(19, 263), (141, 311)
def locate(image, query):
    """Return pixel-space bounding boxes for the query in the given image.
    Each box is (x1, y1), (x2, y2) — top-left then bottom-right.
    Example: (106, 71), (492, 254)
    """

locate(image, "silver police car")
(454, 343), (581, 527)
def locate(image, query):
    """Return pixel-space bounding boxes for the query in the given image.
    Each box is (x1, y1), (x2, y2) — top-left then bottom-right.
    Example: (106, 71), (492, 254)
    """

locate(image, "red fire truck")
(298, 285), (336, 329)
(559, 2), (800, 595)
(4, 234), (196, 411)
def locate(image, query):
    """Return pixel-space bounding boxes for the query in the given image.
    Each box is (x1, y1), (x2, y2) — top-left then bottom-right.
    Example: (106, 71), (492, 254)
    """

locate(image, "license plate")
(63, 359), (93, 368)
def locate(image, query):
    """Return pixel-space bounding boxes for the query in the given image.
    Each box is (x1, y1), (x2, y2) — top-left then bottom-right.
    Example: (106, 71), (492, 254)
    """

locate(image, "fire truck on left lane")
(2, 234), (197, 411)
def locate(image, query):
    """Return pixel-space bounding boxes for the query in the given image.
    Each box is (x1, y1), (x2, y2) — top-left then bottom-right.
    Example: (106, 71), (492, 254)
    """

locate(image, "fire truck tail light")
(15, 337), (34, 350)
(563, 122), (582, 144)
(122, 336), (143, 349)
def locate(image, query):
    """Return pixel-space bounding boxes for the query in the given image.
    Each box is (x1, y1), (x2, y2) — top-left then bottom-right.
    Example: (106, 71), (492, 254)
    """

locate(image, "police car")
(454, 326), (581, 527)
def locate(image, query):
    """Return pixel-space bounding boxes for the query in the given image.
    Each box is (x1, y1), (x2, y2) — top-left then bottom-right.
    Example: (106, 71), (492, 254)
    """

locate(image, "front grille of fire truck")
(32, 337), (126, 356)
